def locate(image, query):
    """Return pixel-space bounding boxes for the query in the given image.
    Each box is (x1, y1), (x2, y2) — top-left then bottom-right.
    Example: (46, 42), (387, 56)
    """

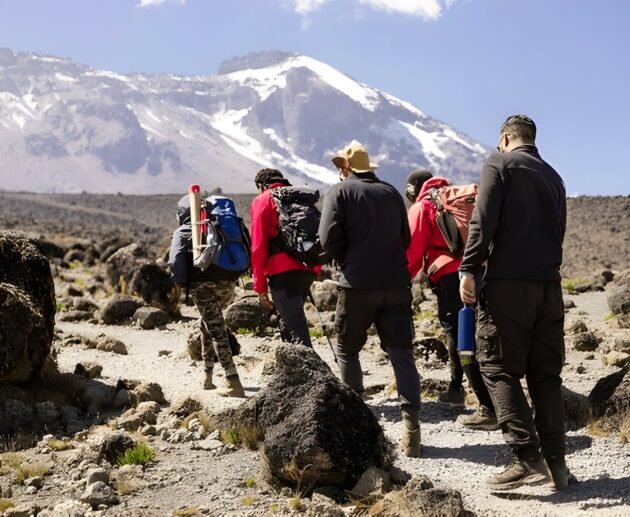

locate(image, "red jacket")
(250, 182), (319, 293)
(407, 177), (460, 284)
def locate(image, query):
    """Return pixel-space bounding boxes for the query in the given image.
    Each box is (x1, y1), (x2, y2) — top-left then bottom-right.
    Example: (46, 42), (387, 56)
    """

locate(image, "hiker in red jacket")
(250, 168), (319, 348)
(406, 169), (498, 431)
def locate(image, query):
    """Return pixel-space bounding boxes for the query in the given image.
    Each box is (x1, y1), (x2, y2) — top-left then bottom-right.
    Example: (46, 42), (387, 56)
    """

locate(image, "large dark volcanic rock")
(106, 243), (178, 314)
(224, 297), (271, 331)
(217, 345), (386, 488)
(0, 233), (55, 383)
(588, 367), (630, 429)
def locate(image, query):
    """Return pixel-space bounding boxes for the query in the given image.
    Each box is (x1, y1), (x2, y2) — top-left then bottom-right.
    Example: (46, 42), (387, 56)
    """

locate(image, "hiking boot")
(401, 407), (422, 458)
(223, 374), (246, 398)
(486, 454), (550, 490)
(456, 406), (500, 431)
(203, 370), (216, 390)
(546, 456), (574, 491)
(438, 385), (465, 406)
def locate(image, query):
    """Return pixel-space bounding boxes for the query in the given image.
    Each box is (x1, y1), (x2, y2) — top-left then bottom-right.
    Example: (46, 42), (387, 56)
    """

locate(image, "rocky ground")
(0, 193), (629, 516)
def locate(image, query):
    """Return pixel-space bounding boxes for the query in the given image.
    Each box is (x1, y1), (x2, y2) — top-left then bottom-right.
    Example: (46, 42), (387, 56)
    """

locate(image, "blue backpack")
(194, 195), (250, 276)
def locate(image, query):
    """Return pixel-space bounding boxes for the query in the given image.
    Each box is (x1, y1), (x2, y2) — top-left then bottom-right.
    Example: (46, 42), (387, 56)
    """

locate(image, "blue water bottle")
(457, 304), (475, 356)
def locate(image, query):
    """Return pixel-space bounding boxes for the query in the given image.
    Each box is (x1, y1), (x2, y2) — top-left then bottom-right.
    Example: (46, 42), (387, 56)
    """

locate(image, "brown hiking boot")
(203, 370), (216, 390)
(486, 454), (550, 490)
(222, 374), (246, 398)
(438, 385), (465, 406)
(401, 407), (422, 458)
(456, 406), (500, 431)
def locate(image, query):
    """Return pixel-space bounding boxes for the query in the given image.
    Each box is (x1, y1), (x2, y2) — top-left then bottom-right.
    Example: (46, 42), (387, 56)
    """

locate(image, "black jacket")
(460, 145), (566, 281)
(318, 172), (411, 289)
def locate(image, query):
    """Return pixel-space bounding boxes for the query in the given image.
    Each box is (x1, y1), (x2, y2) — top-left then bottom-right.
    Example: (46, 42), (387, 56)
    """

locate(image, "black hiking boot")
(438, 385), (465, 406)
(486, 451), (550, 490)
(456, 406), (500, 431)
(546, 456), (577, 491)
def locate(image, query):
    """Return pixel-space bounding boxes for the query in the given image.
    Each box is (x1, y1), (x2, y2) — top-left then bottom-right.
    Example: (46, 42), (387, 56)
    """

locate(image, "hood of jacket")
(177, 195), (191, 225)
(417, 176), (450, 202)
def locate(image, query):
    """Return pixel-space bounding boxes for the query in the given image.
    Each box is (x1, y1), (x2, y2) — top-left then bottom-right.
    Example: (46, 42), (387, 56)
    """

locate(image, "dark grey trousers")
(335, 286), (421, 410)
(270, 284), (313, 348)
(477, 279), (566, 459)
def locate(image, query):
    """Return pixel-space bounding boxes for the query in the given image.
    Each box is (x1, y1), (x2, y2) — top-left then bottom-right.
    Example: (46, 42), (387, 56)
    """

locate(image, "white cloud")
(292, 0), (330, 15)
(287, 0), (458, 19)
(136, 0), (186, 8)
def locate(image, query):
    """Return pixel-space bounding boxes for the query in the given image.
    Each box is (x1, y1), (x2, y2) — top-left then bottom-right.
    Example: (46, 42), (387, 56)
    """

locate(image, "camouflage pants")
(190, 281), (237, 377)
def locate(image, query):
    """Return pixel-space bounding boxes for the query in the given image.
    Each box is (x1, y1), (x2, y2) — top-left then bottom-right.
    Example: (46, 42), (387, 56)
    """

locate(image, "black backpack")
(270, 186), (330, 267)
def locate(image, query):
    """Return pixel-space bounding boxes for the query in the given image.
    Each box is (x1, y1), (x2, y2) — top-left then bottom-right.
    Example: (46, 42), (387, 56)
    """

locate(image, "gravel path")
(47, 289), (630, 516)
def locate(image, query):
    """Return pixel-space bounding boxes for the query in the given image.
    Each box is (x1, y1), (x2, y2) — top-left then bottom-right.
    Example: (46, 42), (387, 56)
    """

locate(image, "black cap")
(405, 169), (433, 203)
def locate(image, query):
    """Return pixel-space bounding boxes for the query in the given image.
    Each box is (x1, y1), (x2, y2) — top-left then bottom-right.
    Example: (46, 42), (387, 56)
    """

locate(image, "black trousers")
(269, 271), (314, 348)
(477, 279), (566, 459)
(335, 286), (421, 410)
(432, 272), (494, 410)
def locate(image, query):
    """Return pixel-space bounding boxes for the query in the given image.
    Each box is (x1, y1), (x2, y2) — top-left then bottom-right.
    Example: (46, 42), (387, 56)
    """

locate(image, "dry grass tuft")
(46, 438), (74, 451)
(116, 476), (146, 495)
(14, 462), (50, 484)
(0, 499), (15, 512)
(172, 508), (202, 517)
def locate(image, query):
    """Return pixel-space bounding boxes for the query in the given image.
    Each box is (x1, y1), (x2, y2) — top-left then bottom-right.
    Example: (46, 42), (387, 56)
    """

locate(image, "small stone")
(564, 299), (576, 310)
(566, 320), (588, 334)
(96, 336), (128, 355)
(576, 365), (587, 374)
(133, 307), (170, 330)
(133, 383), (166, 404)
(351, 467), (393, 499)
(80, 481), (120, 509)
(571, 331), (600, 352)
(86, 468), (109, 485)
(158, 350), (172, 357)
(603, 351), (630, 368)
(193, 438), (224, 451)
(74, 362), (103, 379)
(24, 476), (44, 489)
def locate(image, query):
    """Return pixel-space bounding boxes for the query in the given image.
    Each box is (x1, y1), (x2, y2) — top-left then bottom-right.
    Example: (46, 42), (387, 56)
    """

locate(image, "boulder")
(607, 285), (630, 316)
(98, 432), (135, 464)
(561, 386), (588, 431)
(80, 481), (120, 509)
(587, 367), (628, 420)
(95, 336), (128, 355)
(133, 382), (166, 404)
(133, 306), (169, 330)
(214, 345), (385, 488)
(0, 283), (50, 384)
(0, 233), (55, 382)
(74, 362), (103, 379)
(105, 243), (150, 291)
(224, 297), (271, 332)
(370, 476), (470, 517)
(86, 467), (109, 486)
(100, 295), (143, 324)
(129, 262), (179, 315)
(310, 280), (339, 311)
(570, 331), (599, 352)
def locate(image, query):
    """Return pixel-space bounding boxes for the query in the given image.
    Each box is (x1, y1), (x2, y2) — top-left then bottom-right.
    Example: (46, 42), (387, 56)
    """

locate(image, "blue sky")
(1, 0), (628, 195)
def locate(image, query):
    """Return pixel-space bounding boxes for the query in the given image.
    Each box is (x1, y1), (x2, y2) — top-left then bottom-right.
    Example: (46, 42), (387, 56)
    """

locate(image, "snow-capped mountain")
(0, 49), (489, 194)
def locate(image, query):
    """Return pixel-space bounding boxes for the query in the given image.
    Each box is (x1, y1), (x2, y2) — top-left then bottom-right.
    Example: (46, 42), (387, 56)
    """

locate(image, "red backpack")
(426, 184), (478, 276)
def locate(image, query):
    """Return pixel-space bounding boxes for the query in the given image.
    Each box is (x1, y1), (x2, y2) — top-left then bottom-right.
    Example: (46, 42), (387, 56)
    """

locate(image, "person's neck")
(506, 139), (534, 152)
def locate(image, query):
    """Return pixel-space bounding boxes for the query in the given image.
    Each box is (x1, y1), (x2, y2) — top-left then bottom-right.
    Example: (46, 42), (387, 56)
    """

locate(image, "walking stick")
(308, 291), (338, 365)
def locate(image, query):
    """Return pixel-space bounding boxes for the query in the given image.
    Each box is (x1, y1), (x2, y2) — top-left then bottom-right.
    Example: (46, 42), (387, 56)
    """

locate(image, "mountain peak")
(217, 50), (298, 75)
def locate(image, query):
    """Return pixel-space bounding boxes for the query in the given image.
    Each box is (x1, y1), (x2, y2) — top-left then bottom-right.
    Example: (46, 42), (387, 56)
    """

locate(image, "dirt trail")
(44, 289), (630, 516)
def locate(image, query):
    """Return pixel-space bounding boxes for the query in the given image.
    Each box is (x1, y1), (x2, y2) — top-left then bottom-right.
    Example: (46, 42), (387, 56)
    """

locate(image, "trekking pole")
(307, 291), (338, 365)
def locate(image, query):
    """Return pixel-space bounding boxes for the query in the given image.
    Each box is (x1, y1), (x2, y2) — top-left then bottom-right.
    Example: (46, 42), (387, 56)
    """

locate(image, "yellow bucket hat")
(331, 142), (378, 173)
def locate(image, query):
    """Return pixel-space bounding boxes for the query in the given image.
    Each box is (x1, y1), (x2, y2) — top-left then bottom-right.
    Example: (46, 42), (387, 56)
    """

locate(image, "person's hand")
(258, 292), (273, 311)
(459, 275), (477, 304)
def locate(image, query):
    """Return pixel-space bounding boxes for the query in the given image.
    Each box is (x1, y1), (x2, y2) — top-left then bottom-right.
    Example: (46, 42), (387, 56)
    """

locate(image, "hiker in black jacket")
(459, 115), (570, 490)
(319, 142), (421, 458)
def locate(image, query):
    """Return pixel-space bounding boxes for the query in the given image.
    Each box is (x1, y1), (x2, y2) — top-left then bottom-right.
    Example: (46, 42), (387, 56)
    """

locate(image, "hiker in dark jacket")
(319, 142), (421, 458)
(406, 170), (498, 431)
(250, 168), (321, 347)
(459, 115), (570, 490)
(168, 195), (246, 397)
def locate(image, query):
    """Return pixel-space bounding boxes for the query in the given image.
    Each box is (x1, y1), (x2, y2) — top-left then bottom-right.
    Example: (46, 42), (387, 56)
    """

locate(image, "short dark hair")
(254, 168), (284, 189)
(500, 114), (536, 143)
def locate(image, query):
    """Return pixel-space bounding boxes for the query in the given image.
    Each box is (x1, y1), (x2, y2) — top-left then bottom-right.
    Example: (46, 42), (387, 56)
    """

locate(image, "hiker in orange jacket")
(406, 169), (497, 430)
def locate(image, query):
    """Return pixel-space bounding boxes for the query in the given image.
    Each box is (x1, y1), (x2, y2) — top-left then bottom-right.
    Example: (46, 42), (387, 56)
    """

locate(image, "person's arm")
(406, 202), (433, 279)
(318, 187), (346, 263)
(250, 194), (273, 294)
(459, 154), (505, 276)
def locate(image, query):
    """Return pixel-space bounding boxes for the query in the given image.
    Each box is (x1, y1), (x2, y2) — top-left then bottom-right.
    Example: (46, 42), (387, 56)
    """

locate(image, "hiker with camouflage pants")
(168, 195), (246, 397)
